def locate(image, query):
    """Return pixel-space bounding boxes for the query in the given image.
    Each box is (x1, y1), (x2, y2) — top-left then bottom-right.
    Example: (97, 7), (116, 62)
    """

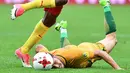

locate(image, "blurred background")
(0, 0), (130, 4)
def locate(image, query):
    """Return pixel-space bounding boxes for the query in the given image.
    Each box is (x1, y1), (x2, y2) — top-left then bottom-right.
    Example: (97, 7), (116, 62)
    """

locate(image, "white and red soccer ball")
(33, 52), (54, 70)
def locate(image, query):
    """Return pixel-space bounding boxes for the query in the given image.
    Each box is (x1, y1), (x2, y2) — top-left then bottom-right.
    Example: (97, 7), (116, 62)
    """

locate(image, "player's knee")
(106, 36), (118, 45)
(106, 32), (117, 39)
(42, 18), (56, 27)
(55, 0), (68, 6)
(42, 12), (57, 27)
(111, 38), (118, 46)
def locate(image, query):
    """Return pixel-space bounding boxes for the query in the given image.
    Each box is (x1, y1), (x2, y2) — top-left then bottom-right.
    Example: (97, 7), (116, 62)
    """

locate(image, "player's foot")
(15, 49), (32, 67)
(99, 0), (110, 7)
(55, 20), (68, 31)
(11, 4), (25, 20)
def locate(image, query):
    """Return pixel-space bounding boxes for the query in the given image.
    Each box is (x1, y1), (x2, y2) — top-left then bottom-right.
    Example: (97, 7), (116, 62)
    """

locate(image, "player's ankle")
(60, 28), (67, 38)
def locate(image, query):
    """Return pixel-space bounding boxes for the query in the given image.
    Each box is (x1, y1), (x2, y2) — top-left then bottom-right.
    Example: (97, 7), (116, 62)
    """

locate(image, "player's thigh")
(44, 6), (63, 16)
(43, 6), (63, 27)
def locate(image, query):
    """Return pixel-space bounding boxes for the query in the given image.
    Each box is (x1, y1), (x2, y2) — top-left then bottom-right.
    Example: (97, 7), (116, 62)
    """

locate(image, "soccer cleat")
(15, 49), (32, 67)
(99, 0), (110, 7)
(55, 20), (68, 31)
(11, 4), (25, 20)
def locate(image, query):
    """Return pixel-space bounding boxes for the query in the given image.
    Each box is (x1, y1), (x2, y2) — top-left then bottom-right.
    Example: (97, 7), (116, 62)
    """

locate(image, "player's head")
(33, 52), (54, 70)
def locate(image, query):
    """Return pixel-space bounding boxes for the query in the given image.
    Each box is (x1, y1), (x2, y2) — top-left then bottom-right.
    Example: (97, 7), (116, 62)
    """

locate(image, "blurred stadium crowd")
(0, 0), (130, 4)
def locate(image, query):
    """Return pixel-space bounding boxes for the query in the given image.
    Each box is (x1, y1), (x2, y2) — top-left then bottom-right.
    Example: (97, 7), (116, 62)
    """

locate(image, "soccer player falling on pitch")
(34, 0), (123, 70)
(11, 0), (68, 67)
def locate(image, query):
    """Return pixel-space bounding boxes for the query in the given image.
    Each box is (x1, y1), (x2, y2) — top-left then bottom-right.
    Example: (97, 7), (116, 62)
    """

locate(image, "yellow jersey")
(40, 42), (105, 68)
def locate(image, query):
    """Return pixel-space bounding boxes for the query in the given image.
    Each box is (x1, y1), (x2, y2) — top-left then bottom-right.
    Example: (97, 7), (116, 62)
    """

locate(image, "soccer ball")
(33, 52), (54, 70)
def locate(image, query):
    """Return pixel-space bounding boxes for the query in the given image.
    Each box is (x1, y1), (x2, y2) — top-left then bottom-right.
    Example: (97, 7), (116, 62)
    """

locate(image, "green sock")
(60, 28), (68, 48)
(60, 37), (64, 48)
(104, 6), (116, 35)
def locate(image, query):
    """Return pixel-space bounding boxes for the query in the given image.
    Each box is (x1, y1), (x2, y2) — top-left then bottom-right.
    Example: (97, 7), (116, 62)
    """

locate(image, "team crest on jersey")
(83, 52), (89, 58)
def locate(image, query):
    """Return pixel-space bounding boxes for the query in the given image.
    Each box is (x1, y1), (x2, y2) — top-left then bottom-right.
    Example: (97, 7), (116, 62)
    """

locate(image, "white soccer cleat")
(11, 4), (25, 20)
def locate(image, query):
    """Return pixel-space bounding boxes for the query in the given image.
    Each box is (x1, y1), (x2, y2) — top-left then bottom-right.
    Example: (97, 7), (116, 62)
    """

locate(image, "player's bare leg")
(93, 0), (123, 70)
(15, 11), (59, 67)
(55, 20), (70, 48)
(98, 0), (117, 53)
(11, 0), (68, 20)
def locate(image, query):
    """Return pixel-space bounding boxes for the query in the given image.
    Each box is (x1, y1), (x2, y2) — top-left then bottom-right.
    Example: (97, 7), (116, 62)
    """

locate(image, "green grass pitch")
(0, 4), (130, 73)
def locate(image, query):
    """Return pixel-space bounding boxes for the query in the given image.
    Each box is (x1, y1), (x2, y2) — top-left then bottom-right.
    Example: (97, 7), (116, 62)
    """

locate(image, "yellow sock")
(21, 0), (56, 11)
(20, 20), (49, 54)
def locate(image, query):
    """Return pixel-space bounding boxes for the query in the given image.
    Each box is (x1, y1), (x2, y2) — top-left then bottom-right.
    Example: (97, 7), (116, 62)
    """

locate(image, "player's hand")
(116, 68), (125, 70)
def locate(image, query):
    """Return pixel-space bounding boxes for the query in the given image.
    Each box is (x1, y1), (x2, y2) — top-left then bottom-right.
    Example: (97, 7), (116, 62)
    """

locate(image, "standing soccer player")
(11, 0), (68, 67)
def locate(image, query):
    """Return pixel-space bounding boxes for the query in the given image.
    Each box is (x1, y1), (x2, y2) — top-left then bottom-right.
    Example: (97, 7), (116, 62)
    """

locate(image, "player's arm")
(55, 20), (71, 48)
(94, 50), (122, 70)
